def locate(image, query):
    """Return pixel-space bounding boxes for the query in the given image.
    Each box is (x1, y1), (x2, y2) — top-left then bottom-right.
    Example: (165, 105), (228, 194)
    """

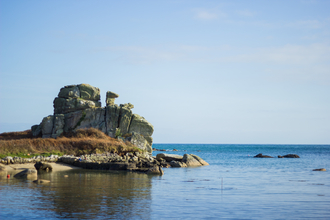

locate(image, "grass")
(0, 128), (142, 158)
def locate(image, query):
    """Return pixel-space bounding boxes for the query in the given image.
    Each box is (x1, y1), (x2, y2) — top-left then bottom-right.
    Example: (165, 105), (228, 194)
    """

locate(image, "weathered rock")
(106, 91), (119, 106)
(254, 153), (273, 158)
(78, 84), (100, 101)
(169, 161), (187, 167)
(190, 154), (209, 166)
(0, 164), (6, 171)
(128, 114), (154, 137)
(105, 105), (120, 137)
(313, 168), (326, 171)
(75, 108), (106, 133)
(156, 153), (183, 162)
(182, 154), (207, 166)
(147, 165), (164, 175)
(64, 110), (84, 132)
(54, 97), (101, 114)
(52, 114), (65, 138)
(34, 162), (53, 171)
(129, 133), (152, 153)
(31, 124), (42, 137)
(33, 179), (51, 184)
(58, 85), (80, 99)
(118, 106), (133, 135)
(278, 154), (300, 158)
(14, 169), (37, 179)
(120, 103), (134, 110)
(41, 115), (54, 138)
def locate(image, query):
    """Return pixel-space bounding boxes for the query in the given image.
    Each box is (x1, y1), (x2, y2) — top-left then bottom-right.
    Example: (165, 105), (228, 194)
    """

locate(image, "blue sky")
(1, 0), (329, 144)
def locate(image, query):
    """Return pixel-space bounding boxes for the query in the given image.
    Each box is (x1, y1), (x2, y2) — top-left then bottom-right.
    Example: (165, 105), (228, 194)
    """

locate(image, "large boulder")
(182, 154), (209, 166)
(128, 114), (154, 137)
(129, 133), (152, 153)
(106, 91), (119, 106)
(54, 97), (101, 114)
(74, 108), (106, 133)
(156, 153), (183, 162)
(58, 85), (80, 99)
(78, 84), (100, 101)
(41, 115), (54, 138)
(52, 114), (65, 138)
(34, 162), (53, 171)
(14, 169), (37, 179)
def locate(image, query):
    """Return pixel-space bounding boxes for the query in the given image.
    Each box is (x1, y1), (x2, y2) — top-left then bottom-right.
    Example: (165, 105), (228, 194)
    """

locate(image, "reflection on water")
(0, 170), (153, 219)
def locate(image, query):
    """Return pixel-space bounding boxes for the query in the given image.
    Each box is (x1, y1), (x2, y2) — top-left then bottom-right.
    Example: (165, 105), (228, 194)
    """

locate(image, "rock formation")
(31, 84), (154, 153)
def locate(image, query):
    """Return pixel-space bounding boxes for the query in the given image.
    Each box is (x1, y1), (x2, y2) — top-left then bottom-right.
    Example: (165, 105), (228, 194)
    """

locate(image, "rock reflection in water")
(36, 170), (153, 219)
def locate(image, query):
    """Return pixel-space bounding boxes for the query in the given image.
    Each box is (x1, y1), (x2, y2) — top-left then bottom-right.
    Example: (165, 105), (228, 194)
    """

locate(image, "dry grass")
(0, 128), (140, 157)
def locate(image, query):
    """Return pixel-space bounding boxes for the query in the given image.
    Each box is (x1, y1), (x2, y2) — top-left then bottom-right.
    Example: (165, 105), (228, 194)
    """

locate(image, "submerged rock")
(278, 154), (300, 158)
(313, 168), (326, 171)
(14, 169), (37, 179)
(254, 153), (273, 158)
(33, 179), (51, 184)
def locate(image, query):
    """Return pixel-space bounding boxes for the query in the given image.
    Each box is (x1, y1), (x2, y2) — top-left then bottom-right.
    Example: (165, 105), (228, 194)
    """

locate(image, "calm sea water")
(1, 144), (329, 219)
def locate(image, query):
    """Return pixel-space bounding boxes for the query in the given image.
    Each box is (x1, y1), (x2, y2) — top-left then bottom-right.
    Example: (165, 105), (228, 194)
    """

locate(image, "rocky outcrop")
(31, 84), (154, 153)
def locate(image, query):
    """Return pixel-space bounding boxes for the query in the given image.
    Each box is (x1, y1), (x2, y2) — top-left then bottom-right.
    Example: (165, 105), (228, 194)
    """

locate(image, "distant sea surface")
(1, 144), (329, 219)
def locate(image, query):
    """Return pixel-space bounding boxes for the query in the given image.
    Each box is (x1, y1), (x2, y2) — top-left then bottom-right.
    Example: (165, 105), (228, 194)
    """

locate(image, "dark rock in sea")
(14, 169), (37, 179)
(33, 179), (51, 184)
(173, 149), (178, 151)
(146, 165), (164, 175)
(254, 153), (273, 158)
(278, 154), (300, 158)
(313, 168), (326, 171)
(34, 162), (53, 171)
(153, 148), (166, 151)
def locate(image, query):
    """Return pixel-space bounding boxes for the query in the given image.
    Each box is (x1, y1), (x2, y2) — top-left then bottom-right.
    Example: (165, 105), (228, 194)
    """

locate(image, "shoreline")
(4, 162), (82, 173)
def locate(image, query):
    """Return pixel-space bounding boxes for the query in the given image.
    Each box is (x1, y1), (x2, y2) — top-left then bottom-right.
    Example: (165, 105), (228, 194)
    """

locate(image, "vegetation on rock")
(0, 128), (142, 158)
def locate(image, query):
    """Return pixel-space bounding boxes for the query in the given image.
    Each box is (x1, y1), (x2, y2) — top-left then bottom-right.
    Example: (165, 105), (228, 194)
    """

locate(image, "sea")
(0, 144), (329, 220)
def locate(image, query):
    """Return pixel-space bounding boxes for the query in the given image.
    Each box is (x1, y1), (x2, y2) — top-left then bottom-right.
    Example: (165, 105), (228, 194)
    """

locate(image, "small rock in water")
(313, 168), (326, 171)
(254, 153), (273, 158)
(33, 179), (51, 184)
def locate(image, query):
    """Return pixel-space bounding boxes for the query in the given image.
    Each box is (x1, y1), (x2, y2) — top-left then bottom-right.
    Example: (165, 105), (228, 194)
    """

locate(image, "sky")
(0, 0), (329, 144)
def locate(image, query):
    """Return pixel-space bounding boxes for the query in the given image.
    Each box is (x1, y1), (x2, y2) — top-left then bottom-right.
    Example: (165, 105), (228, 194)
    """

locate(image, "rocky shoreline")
(1, 152), (209, 175)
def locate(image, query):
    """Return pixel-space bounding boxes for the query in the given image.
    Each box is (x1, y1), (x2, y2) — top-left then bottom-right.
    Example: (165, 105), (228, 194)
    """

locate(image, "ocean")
(1, 144), (329, 219)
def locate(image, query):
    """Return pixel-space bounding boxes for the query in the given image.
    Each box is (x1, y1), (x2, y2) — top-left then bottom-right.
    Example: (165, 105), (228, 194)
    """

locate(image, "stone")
(105, 105), (120, 138)
(129, 133), (152, 153)
(75, 108), (106, 133)
(182, 154), (205, 166)
(0, 164), (6, 171)
(156, 153), (183, 162)
(33, 179), (51, 184)
(31, 124), (42, 137)
(313, 168), (326, 171)
(128, 114), (154, 137)
(58, 85), (80, 99)
(78, 84), (100, 101)
(14, 169), (37, 179)
(190, 154), (209, 166)
(278, 154), (300, 158)
(64, 110), (84, 132)
(120, 103), (134, 110)
(54, 97), (101, 114)
(52, 114), (65, 138)
(34, 162), (53, 171)
(147, 165), (164, 175)
(41, 115), (54, 138)
(106, 91), (119, 106)
(118, 106), (132, 135)
(254, 153), (273, 158)
(169, 161), (187, 167)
